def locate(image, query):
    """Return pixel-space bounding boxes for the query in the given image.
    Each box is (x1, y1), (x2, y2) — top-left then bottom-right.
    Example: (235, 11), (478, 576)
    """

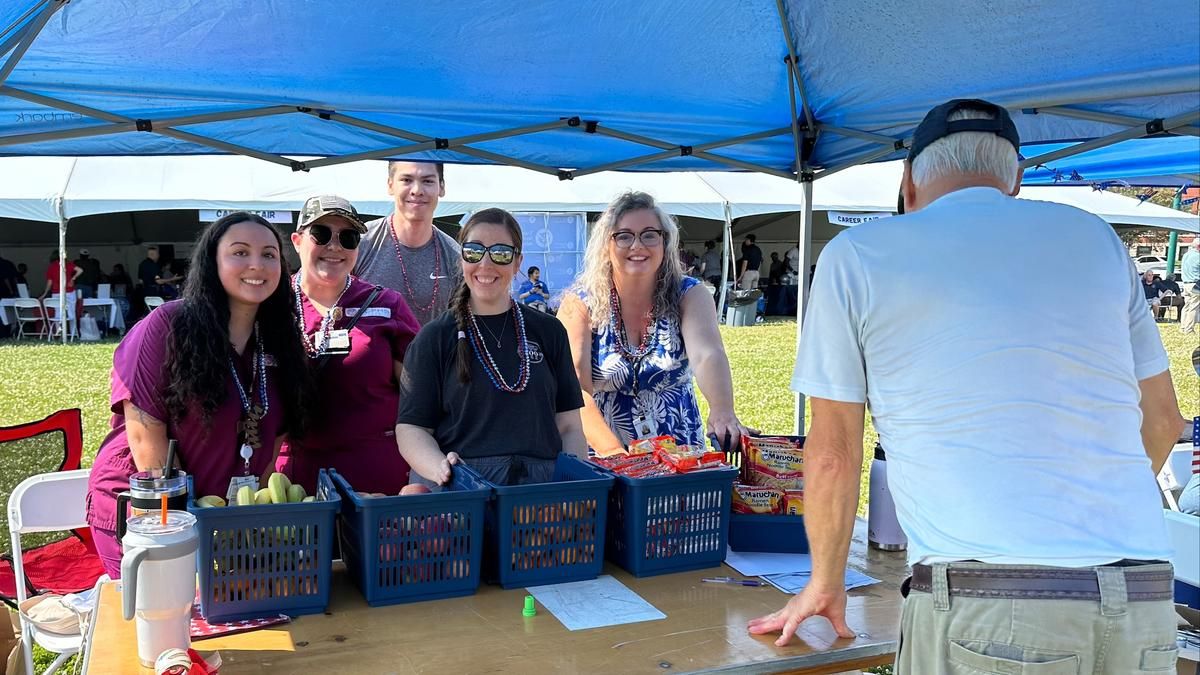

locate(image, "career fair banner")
(199, 209), (293, 225)
(828, 211), (891, 226)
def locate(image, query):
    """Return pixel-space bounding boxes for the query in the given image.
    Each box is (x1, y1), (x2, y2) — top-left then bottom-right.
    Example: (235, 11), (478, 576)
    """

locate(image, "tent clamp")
(435, 137), (449, 149)
(561, 116), (582, 127)
(290, 160), (308, 172)
(557, 169), (574, 181)
(799, 169), (815, 183)
(1145, 118), (1165, 135)
(893, 139), (906, 152)
(585, 120), (598, 134)
(135, 119), (152, 132)
(680, 145), (692, 156)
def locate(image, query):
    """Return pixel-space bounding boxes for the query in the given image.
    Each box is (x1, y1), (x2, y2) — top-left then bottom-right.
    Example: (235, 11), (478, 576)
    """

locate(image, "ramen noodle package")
(732, 483), (784, 514)
(742, 435), (804, 490)
(782, 489), (805, 516)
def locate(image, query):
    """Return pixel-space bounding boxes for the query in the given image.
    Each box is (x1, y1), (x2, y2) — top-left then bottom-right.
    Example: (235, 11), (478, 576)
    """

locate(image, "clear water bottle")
(868, 442), (907, 551)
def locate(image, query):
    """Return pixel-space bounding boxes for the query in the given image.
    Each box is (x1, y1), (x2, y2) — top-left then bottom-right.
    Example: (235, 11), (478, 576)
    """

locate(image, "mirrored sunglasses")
(461, 242), (517, 265)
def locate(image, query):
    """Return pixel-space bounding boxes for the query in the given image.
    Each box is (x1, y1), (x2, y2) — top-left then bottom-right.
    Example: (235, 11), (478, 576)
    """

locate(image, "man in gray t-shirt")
(354, 161), (463, 326)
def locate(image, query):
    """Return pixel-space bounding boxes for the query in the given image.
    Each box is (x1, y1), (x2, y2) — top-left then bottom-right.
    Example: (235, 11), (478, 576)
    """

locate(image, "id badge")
(226, 475), (259, 503)
(631, 412), (655, 439)
(325, 329), (352, 356)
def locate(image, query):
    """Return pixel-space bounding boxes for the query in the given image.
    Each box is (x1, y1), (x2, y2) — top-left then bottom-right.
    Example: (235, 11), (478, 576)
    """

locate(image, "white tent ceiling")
(0, 156), (1195, 233)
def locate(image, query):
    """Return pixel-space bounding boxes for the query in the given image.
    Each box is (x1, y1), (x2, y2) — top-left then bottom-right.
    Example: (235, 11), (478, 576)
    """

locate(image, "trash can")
(725, 289), (762, 327)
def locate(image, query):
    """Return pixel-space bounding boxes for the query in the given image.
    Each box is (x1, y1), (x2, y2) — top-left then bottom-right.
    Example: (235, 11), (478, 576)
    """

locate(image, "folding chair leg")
(43, 647), (78, 675)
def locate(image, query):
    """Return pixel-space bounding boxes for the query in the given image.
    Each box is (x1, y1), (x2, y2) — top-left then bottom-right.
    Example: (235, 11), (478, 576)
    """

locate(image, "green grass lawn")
(0, 322), (1195, 674)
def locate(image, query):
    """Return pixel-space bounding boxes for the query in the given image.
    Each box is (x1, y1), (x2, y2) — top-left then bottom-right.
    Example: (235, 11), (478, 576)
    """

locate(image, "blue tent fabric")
(1021, 138), (1200, 187)
(0, 0), (1197, 175)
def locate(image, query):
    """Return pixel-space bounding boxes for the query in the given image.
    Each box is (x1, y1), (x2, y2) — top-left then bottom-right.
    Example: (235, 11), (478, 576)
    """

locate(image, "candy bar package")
(654, 443), (726, 473)
(732, 483), (784, 514)
(628, 435), (676, 455)
(742, 435), (804, 490)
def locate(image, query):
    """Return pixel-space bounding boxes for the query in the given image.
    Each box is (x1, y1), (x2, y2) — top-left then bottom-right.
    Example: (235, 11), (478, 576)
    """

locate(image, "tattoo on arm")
(130, 403), (164, 427)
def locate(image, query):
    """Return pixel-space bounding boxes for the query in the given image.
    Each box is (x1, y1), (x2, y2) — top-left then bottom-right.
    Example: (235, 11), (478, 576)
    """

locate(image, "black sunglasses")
(461, 242), (517, 265)
(304, 223), (361, 250)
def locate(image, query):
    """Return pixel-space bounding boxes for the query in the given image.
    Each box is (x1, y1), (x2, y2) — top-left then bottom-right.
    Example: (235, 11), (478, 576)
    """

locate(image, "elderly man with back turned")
(748, 99), (1184, 673)
(354, 161), (462, 326)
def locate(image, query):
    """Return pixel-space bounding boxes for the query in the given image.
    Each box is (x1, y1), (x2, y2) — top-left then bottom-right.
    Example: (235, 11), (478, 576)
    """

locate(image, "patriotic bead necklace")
(609, 287), (657, 361)
(292, 271), (352, 358)
(228, 322), (268, 473)
(467, 301), (530, 393)
(388, 215), (442, 315)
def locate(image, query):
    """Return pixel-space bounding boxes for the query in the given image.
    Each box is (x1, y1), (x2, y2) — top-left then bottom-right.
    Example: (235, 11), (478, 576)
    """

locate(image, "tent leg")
(717, 202), (733, 322)
(56, 196), (67, 344)
(793, 180), (814, 435)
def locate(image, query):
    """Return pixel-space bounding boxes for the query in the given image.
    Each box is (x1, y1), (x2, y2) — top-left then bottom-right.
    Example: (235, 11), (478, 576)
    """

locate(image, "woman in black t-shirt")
(395, 208), (586, 486)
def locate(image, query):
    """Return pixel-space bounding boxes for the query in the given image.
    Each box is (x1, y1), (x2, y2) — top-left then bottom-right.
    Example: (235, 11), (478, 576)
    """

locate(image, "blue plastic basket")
(725, 435), (810, 553)
(600, 465), (738, 577)
(329, 466), (491, 606)
(187, 471), (340, 622)
(481, 454), (614, 589)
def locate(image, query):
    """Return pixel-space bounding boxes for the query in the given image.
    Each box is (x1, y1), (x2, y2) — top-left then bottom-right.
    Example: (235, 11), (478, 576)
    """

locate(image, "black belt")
(907, 562), (1174, 601)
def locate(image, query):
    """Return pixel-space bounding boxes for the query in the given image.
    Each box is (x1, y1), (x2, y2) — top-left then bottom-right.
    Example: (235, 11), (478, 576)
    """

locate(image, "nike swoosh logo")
(429, 273), (447, 280)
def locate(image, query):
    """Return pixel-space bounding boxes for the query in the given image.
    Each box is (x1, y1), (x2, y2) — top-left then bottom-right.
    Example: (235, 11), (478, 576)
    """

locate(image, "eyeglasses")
(461, 242), (518, 265)
(304, 223), (361, 250)
(611, 229), (664, 249)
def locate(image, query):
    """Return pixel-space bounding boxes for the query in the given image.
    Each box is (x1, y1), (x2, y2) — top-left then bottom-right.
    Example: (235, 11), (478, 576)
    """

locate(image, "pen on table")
(701, 576), (766, 587)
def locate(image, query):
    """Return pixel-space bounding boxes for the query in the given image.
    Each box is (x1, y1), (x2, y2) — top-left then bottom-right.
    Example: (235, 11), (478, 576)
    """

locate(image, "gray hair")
(571, 191), (685, 330)
(911, 108), (1019, 190)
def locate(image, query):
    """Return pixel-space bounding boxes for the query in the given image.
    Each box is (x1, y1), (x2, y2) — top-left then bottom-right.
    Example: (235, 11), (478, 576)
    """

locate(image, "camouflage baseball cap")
(297, 195), (366, 233)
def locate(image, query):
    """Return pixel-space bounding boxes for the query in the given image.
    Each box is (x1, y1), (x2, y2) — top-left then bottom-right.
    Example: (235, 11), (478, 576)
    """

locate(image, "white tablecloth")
(0, 296), (125, 333)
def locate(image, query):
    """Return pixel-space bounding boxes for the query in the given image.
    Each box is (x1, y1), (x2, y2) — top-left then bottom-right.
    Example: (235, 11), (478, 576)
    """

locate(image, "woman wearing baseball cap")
(274, 195), (421, 494)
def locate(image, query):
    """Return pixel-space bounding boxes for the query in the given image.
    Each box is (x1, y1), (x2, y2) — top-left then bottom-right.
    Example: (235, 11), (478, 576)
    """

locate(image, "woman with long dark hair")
(87, 213), (313, 578)
(395, 208), (586, 486)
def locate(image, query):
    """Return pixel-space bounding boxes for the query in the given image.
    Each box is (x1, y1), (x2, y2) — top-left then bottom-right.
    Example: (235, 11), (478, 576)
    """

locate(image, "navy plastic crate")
(481, 454), (614, 589)
(725, 435), (810, 553)
(329, 466), (491, 606)
(187, 471), (340, 622)
(600, 465), (738, 577)
(728, 513), (810, 553)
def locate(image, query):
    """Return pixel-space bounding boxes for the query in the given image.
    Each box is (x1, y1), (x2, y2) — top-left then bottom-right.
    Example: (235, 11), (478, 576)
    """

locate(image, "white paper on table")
(760, 568), (880, 594)
(724, 548), (814, 577)
(527, 575), (666, 631)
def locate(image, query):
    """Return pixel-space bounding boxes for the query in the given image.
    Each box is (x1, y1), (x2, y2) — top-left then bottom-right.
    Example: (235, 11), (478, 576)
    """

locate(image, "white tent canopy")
(1, 156), (1195, 233)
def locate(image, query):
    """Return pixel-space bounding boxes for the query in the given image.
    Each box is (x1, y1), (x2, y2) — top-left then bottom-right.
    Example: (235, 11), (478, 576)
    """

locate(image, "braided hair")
(451, 208), (523, 383)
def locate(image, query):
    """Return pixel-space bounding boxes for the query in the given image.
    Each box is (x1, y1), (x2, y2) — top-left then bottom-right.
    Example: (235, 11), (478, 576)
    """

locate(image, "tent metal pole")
(572, 148), (690, 178)
(55, 195), (67, 344)
(773, 0), (815, 130)
(784, 56), (805, 179)
(310, 111), (563, 176)
(691, 153), (795, 181)
(816, 142), (910, 181)
(301, 118), (572, 170)
(1020, 110), (1200, 169)
(0, 0), (61, 87)
(0, 0), (50, 59)
(1033, 106), (1200, 137)
(717, 202), (733, 325)
(580, 124), (796, 179)
(158, 129), (298, 168)
(817, 123), (907, 147)
(793, 178), (814, 434)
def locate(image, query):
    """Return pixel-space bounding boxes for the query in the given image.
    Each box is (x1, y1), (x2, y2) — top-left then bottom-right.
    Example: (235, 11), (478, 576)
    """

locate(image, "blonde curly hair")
(571, 191), (685, 329)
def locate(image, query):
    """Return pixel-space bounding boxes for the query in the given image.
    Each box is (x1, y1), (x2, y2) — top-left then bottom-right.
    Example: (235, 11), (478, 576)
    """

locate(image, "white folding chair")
(96, 284), (111, 300)
(144, 295), (165, 311)
(12, 298), (47, 340)
(8, 469), (94, 675)
(44, 293), (77, 341)
(1158, 442), (1195, 511)
(17, 282), (30, 298)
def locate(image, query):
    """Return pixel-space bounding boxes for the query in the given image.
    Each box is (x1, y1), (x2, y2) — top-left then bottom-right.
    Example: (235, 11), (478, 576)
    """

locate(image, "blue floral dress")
(588, 277), (704, 447)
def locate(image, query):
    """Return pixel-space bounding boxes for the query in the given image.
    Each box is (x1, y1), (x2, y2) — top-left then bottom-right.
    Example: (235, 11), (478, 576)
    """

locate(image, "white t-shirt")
(793, 187), (1171, 567)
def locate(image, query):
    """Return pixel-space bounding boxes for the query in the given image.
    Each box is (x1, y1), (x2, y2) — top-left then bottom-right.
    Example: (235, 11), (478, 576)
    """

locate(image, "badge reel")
(224, 443), (259, 502)
(324, 329), (352, 356)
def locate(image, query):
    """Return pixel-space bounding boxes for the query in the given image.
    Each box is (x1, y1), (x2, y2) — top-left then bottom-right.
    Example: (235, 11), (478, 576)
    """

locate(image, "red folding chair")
(0, 409), (103, 609)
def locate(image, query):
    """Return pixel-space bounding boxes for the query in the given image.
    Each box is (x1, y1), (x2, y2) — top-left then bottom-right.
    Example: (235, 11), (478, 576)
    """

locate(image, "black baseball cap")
(907, 99), (1020, 162)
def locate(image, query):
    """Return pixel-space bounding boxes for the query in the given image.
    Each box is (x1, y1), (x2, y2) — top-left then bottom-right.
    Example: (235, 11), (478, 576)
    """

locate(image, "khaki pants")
(895, 562), (1178, 674)
(1182, 286), (1200, 333)
(738, 270), (760, 290)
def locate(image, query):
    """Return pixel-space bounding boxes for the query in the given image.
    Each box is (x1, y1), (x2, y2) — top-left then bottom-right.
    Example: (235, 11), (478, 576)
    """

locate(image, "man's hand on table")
(747, 582), (854, 646)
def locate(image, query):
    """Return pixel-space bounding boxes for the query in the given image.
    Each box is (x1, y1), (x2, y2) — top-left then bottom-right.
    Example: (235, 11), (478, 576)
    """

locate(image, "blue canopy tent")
(2, 0), (1198, 427)
(1022, 137), (1200, 187)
